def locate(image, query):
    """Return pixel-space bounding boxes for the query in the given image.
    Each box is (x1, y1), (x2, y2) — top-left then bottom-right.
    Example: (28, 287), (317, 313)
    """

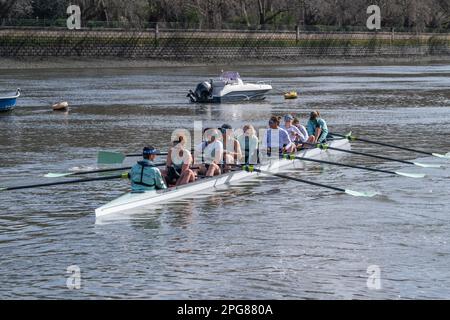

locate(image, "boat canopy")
(220, 71), (241, 81)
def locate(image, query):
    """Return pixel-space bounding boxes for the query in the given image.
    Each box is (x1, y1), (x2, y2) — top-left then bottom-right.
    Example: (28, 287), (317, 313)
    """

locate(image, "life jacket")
(132, 161), (157, 188)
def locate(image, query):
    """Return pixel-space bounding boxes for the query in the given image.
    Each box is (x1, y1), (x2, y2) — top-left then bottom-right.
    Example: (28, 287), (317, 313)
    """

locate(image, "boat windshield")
(220, 71), (241, 81)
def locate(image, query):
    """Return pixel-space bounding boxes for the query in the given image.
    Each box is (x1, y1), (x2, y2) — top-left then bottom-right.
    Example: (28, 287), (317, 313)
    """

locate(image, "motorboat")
(187, 71), (272, 103)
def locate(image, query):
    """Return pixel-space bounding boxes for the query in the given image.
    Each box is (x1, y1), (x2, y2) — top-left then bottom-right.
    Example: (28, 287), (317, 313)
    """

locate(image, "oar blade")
(432, 153), (450, 159)
(413, 162), (442, 169)
(345, 189), (379, 197)
(395, 171), (426, 179)
(97, 151), (126, 164)
(44, 172), (75, 178)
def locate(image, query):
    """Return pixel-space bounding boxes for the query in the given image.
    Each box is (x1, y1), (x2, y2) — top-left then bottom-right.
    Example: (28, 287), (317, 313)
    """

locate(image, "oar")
(98, 151), (169, 164)
(45, 167), (131, 178)
(45, 161), (167, 178)
(332, 132), (450, 159)
(303, 143), (442, 168)
(242, 165), (378, 198)
(0, 174), (127, 192)
(98, 149), (196, 164)
(283, 155), (425, 178)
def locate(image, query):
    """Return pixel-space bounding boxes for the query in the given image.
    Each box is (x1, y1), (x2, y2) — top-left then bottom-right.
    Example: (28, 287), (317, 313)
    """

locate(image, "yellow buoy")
(284, 91), (298, 99)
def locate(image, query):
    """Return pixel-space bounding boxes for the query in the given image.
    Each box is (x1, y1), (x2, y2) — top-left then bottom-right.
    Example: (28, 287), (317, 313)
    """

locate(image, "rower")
(129, 146), (167, 192)
(292, 117), (313, 142)
(306, 111), (329, 143)
(166, 134), (196, 186)
(262, 116), (296, 157)
(220, 124), (242, 169)
(237, 124), (259, 165)
(195, 128), (222, 177)
(282, 114), (306, 143)
(288, 115), (316, 148)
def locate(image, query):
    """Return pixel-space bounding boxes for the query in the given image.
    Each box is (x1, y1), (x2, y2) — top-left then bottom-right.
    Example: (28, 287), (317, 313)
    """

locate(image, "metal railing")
(1, 18), (449, 34)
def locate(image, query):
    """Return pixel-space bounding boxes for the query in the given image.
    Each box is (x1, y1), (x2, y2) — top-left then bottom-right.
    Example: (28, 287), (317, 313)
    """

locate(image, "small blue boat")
(0, 89), (21, 112)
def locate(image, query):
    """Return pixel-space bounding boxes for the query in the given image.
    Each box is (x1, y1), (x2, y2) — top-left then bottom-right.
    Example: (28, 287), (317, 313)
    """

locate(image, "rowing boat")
(95, 138), (350, 219)
(95, 138), (350, 218)
(0, 89), (21, 112)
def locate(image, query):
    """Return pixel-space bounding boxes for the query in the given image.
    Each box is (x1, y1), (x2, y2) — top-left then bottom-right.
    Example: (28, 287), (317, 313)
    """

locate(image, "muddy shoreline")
(1, 55), (450, 70)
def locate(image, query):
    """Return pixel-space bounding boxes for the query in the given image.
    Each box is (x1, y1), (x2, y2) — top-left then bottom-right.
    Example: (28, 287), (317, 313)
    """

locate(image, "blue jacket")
(129, 160), (167, 192)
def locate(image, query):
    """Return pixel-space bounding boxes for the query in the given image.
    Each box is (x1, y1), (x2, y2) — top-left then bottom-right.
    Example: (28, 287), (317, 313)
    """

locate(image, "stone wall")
(0, 28), (448, 59)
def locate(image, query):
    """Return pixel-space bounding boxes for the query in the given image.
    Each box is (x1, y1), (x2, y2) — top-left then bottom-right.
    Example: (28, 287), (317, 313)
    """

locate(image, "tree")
(0, 0), (17, 19)
(256, 0), (287, 26)
(0, 0), (448, 31)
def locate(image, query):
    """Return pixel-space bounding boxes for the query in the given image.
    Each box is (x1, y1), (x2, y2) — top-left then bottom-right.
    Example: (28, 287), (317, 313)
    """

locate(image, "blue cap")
(284, 114), (294, 121)
(143, 146), (159, 156)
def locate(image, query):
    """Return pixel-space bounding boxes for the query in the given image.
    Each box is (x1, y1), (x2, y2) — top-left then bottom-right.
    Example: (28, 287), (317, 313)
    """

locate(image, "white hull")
(188, 71), (272, 103)
(95, 139), (350, 219)
(213, 82), (272, 102)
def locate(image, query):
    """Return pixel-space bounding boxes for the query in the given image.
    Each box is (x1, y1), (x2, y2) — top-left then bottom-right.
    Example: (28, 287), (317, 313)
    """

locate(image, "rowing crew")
(127, 111), (329, 192)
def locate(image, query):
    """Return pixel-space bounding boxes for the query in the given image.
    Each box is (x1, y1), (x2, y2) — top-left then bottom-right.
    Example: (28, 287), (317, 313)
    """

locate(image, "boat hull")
(190, 88), (271, 103)
(95, 138), (350, 219)
(0, 89), (20, 112)
(212, 89), (271, 103)
(0, 97), (17, 112)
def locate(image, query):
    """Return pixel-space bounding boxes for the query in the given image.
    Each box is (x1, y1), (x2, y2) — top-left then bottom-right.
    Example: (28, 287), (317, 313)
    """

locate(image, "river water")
(0, 63), (450, 299)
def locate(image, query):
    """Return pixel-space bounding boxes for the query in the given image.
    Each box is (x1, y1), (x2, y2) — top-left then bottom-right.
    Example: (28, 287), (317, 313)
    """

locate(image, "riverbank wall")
(1, 27), (449, 61)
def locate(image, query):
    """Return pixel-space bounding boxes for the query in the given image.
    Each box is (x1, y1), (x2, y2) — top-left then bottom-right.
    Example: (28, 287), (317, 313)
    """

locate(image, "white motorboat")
(187, 71), (272, 103)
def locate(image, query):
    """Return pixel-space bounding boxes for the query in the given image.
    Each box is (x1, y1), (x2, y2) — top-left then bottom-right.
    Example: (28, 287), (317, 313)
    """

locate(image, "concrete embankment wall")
(0, 28), (449, 59)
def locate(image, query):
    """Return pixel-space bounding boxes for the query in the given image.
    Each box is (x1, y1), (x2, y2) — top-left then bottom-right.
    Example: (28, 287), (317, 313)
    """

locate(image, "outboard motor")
(187, 90), (197, 102)
(187, 81), (212, 103)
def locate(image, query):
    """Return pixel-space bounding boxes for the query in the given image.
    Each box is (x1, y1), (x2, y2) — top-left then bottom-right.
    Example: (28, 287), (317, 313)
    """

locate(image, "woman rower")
(237, 124), (259, 165)
(262, 116), (296, 157)
(306, 111), (329, 143)
(165, 134), (196, 186)
(219, 124), (242, 170)
(195, 128), (222, 177)
(291, 116), (316, 147)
